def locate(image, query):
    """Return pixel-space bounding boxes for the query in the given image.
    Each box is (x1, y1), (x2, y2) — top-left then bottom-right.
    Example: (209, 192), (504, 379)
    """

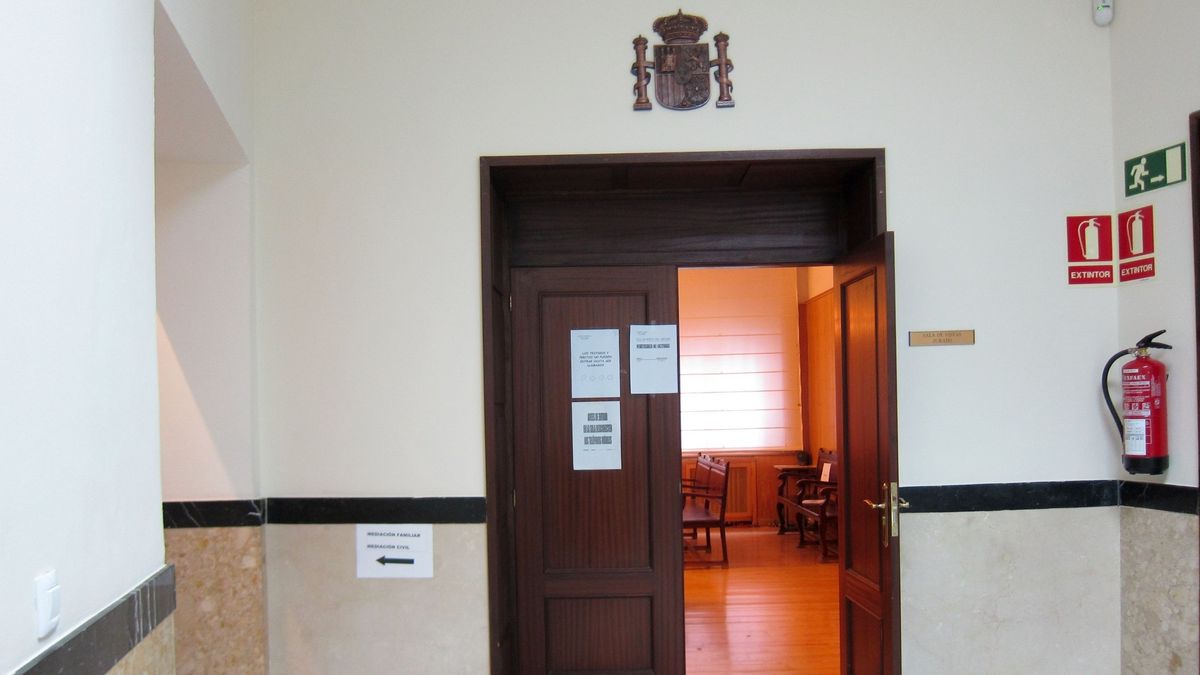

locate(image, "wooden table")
(774, 464), (817, 534)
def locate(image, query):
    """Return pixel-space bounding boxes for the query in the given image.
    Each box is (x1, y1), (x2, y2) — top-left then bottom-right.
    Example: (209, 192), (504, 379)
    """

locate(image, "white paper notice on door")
(572, 400), (622, 470)
(571, 329), (620, 399)
(630, 324), (678, 394)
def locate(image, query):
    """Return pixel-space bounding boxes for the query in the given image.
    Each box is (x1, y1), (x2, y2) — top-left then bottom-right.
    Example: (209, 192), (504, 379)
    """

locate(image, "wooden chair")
(795, 450), (838, 561)
(681, 454), (729, 566)
(681, 454), (713, 542)
(681, 454), (714, 500)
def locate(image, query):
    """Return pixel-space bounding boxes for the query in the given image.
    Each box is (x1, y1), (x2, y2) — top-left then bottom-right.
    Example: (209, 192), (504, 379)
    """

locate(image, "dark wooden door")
(834, 233), (900, 674)
(511, 266), (683, 673)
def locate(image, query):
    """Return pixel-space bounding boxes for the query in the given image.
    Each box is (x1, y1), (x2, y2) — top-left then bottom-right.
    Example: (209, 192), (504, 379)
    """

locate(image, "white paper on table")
(570, 329), (621, 398)
(571, 400), (622, 470)
(630, 324), (678, 394)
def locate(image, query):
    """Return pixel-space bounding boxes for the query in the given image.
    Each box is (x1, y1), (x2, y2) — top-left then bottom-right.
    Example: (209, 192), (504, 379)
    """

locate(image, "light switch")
(35, 569), (59, 639)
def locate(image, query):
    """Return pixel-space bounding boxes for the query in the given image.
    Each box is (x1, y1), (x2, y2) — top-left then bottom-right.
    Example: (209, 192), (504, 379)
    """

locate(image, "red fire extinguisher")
(1102, 330), (1172, 474)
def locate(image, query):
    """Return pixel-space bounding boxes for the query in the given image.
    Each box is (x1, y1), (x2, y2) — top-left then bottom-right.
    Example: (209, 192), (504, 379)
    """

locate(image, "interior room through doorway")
(678, 265), (841, 674)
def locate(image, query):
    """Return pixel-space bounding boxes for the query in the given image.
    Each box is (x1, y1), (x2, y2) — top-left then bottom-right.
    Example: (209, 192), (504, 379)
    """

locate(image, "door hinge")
(511, 490), (516, 509)
(508, 295), (512, 311)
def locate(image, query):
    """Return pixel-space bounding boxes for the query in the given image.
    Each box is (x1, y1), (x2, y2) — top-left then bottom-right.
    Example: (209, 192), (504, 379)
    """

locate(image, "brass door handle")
(862, 499), (885, 510)
(897, 497), (910, 509)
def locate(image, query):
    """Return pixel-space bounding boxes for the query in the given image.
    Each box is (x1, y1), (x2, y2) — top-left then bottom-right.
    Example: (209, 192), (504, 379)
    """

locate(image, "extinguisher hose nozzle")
(1136, 329), (1172, 351)
(1101, 348), (1132, 437)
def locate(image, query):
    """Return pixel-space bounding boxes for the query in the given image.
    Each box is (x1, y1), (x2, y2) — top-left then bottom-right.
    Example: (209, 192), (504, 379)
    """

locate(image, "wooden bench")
(681, 454), (729, 566)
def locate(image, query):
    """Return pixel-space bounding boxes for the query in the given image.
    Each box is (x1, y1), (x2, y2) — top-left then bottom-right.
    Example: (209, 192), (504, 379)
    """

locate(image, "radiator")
(681, 457), (756, 524)
(724, 462), (755, 524)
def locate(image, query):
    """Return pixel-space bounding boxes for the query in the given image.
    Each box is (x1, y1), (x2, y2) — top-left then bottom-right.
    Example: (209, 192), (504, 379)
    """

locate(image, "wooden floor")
(684, 527), (839, 674)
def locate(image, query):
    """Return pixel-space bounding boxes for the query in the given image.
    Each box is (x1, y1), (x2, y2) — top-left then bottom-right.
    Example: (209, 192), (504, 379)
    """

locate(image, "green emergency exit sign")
(1124, 143), (1186, 197)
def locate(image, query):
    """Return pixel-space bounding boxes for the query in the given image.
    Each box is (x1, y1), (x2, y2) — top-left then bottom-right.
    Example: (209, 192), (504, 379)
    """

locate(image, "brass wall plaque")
(908, 330), (975, 347)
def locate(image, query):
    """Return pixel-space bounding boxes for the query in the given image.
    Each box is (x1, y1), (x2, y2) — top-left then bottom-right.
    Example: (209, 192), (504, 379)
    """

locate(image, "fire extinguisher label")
(1124, 419), (1147, 456)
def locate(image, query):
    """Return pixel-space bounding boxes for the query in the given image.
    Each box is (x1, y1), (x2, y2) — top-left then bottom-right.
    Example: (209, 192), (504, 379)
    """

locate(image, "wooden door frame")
(481, 149), (889, 673)
(1191, 111), (1199, 495)
(1191, 112), (1199, 633)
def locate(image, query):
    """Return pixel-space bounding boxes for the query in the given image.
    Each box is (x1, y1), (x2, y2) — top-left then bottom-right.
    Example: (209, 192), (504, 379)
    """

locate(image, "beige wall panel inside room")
(803, 291), (836, 454)
(265, 524), (490, 673)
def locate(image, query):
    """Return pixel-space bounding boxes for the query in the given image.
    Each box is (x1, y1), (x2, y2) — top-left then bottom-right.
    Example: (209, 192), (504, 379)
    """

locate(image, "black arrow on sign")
(376, 556), (415, 566)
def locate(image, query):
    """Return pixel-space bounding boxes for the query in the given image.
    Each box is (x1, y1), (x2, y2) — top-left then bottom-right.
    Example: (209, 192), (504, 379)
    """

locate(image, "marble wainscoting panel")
(266, 523), (490, 674)
(1121, 507), (1199, 675)
(901, 507), (1121, 674)
(164, 527), (266, 675)
(108, 615), (176, 675)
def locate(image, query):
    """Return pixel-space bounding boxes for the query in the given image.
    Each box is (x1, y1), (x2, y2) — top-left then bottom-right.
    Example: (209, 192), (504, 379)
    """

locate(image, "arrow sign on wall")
(356, 524), (434, 578)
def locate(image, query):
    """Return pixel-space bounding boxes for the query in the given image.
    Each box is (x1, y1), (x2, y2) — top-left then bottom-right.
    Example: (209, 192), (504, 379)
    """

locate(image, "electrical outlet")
(34, 569), (59, 639)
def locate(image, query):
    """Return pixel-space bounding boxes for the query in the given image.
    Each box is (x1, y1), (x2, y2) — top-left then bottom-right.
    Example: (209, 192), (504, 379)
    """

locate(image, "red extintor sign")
(1117, 205), (1156, 283)
(1066, 214), (1113, 285)
(1120, 259), (1156, 282)
(1067, 215), (1113, 263)
(1068, 265), (1114, 285)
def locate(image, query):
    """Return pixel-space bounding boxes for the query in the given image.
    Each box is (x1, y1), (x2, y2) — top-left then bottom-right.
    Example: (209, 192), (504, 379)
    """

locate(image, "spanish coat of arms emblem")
(631, 10), (733, 111)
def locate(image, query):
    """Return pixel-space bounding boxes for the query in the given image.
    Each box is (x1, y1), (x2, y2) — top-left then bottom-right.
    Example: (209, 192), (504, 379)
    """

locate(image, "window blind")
(678, 267), (802, 451)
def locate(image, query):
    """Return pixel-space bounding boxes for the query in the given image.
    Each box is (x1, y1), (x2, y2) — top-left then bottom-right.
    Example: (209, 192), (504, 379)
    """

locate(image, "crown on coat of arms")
(652, 10), (708, 44)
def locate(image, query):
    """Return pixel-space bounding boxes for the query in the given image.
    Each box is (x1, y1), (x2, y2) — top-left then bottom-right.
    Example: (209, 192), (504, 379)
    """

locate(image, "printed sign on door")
(1117, 205), (1156, 283)
(1066, 214), (1113, 285)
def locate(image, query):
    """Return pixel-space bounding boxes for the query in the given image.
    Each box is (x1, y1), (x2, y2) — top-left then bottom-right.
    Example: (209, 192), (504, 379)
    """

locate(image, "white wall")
(158, 0), (254, 158)
(157, 163), (257, 500)
(252, 2), (1182, 670)
(154, 0), (257, 501)
(1110, 0), (1199, 487)
(0, 2), (162, 670)
(256, 1), (1117, 496)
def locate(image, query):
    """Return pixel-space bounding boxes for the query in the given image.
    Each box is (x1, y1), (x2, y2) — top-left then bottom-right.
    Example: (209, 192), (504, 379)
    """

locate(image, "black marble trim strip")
(898, 480), (1118, 513)
(266, 497), (487, 524)
(16, 565), (175, 675)
(162, 497), (487, 527)
(165, 483), (1197, 525)
(1120, 481), (1200, 515)
(163, 499), (265, 528)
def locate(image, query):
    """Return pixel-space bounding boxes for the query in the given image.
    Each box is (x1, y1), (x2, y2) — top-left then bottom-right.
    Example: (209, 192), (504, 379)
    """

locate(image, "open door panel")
(833, 232), (900, 674)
